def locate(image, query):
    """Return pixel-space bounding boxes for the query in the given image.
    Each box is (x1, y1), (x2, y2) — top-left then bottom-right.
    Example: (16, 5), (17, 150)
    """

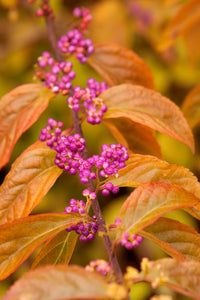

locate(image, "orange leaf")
(2, 265), (110, 300)
(101, 84), (194, 152)
(88, 43), (155, 89)
(182, 83), (200, 129)
(32, 231), (78, 269)
(110, 154), (200, 198)
(0, 84), (54, 169)
(0, 141), (62, 225)
(0, 213), (82, 280)
(104, 118), (162, 158)
(158, 0), (200, 50)
(142, 217), (200, 261)
(117, 182), (199, 239)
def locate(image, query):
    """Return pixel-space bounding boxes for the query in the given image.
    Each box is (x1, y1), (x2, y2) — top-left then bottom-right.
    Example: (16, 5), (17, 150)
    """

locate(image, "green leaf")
(88, 43), (155, 89)
(0, 84), (54, 169)
(142, 217), (200, 261)
(0, 141), (63, 225)
(104, 118), (162, 158)
(158, 0), (200, 50)
(32, 231), (78, 269)
(182, 83), (200, 129)
(101, 84), (194, 153)
(109, 154), (200, 197)
(2, 265), (110, 300)
(117, 182), (199, 240)
(129, 258), (200, 300)
(0, 213), (82, 280)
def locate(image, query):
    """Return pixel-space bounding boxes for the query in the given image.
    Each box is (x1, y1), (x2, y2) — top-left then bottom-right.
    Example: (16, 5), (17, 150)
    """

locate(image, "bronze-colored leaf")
(2, 265), (110, 300)
(0, 84), (54, 169)
(110, 154), (200, 198)
(0, 213), (82, 280)
(32, 231), (78, 269)
(182, 83), (200, 129)
(158, 0), (200, 50)
(130, 258), (200, 300)
(88, 43), (155, 89)
(117, 182), (199, 240)
(142, 217), (200, 261)
(104, 118), (162, 157)
(0, 141), (62, 225)
(101, 84), (194, 152)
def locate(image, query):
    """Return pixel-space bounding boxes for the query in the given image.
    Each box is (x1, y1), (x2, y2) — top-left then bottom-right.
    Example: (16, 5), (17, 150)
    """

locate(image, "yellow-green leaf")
(102, 84), (194, 152)
(0, 141), (63, 225)
(0, 84), (54, 169)
(0, 213), (81, 280)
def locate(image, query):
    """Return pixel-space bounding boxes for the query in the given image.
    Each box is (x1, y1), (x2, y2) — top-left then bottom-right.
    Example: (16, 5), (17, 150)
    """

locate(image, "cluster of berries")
(39, 119), (129, 194)
(67, 78), (108, 124)
(65, 198), (98, 242)
(35, 51), (76, 95)
(39, 117), (64, 146)
(121, 232), (143, 250)
(73, 7), (93, 31)
(86, 259), (111, 276)
(57, 28), (94, 64)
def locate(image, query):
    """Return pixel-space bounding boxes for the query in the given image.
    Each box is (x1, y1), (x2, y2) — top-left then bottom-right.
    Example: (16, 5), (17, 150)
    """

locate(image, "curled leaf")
(0, 213), (82, 280)
(101, 84), (194, 152)
(0, 141), (63, 225)
(0, 84), (54, 169)
(88, 42), (155, 89)
(142, 217), (200, 261)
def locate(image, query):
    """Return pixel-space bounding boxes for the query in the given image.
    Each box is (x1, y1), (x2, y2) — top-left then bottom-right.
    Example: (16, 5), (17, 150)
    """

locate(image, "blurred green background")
(0, 0), (200, 299)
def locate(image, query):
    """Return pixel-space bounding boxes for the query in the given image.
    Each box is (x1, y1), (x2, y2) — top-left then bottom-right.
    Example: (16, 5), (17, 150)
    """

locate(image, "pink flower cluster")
(67, 78), (108, 124)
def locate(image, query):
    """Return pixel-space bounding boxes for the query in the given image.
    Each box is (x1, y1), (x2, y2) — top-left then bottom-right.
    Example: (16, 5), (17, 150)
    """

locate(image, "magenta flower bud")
(38, 58), (47, 68)
(105, 182), (114, 191)
(90, 192), (96, 199)
(102, 189), (109, 196)
(82, 189), (90, 196)
(80, 236), (87, 242)
(112, 186), (119, 194)
(123, 232), (130, 239)
(125, 242), (133, 250)
(115, 218), (122, 225)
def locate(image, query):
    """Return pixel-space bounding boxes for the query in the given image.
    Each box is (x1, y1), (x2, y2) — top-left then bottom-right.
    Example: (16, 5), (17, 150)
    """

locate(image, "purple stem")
(42, 0), (126, 287)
